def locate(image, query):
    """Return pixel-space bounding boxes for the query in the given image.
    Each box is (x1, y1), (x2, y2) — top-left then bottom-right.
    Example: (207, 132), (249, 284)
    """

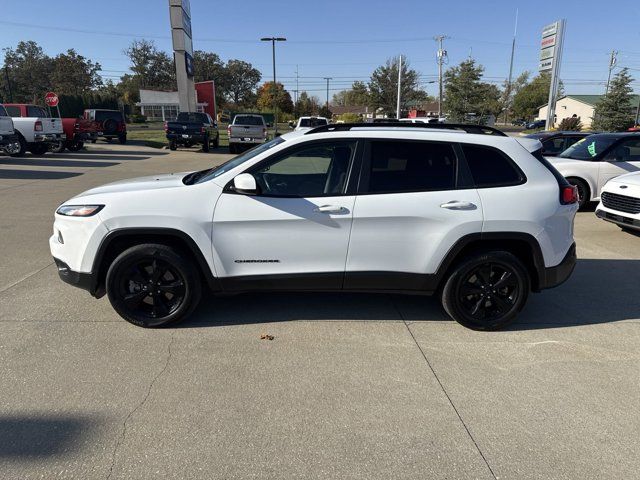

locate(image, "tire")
(50, 141), (67, 154)
(68, 141), (84, 152)
(118, 133), (127, 144)
(10, 135), (27, 157)
(567, 177), (589, 210)
(441, 251), (530, 331)
(202, 134), (210, 152)
(103, 119), (117, 135)
(212, 134), (219, 149)
(106, 244), (202, 328)
(29, 143), (48, 156)
(169, 140), (177, 151)
(229, 143), (236, 154)
(91, 139), (97, 144)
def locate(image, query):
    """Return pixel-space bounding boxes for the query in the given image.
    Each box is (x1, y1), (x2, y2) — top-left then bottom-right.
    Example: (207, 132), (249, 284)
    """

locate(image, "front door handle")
(314, 205), (346, 214)
(440, 200), (477, 210)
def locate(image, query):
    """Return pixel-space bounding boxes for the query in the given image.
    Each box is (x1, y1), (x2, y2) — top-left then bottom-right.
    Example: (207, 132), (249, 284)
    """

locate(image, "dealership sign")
(539, 22), (559, 72)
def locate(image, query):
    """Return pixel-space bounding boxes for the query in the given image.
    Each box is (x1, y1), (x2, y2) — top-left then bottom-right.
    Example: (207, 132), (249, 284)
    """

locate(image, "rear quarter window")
(0, 106), (7, 116)
(5, 106), (21, 117)
(461, 144), (525, 188)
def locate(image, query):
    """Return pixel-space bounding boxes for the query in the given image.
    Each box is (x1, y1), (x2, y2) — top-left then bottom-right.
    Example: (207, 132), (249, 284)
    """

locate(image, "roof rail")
(304, 122), (507, 137)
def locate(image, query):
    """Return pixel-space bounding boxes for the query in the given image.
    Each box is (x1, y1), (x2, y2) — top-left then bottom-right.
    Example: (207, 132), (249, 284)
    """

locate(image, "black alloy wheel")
(441, 251), (529, 330)
(68, 141), (84, 152)
(106, 244), (201, 327)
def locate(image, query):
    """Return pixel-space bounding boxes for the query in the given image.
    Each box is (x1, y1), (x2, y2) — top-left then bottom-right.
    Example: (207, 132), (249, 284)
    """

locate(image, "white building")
(135, 89), (208, 122)
(538, 94), (640, 129)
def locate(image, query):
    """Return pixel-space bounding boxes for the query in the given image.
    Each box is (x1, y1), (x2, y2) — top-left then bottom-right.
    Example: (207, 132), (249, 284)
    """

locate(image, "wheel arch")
(91, 228), (220, 297)
(434, 232), (546, 292)
(565, 175), (593, 201)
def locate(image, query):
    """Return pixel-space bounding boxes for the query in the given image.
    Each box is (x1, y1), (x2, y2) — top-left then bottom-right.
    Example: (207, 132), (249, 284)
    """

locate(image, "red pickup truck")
(52, 117), (99, 153)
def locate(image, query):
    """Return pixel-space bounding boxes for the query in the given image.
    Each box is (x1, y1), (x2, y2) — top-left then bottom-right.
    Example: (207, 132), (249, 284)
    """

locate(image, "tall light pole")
(323, 77), (332, 110)
(396, 55), (402, 119)
(434, 35), (449, 119)
(504, 9), (518, 125)
(261, 36), (286, 135)
(605, 50), (618, 95)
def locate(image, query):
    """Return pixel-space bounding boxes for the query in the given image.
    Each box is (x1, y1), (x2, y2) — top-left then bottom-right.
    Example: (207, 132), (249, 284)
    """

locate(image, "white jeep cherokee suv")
(50, 123), (579, 330)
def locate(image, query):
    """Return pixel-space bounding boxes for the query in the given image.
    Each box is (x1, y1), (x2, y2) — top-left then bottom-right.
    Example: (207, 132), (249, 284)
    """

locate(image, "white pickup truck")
(227, 114), (267, 154)
(0, 105), (21, 155)
(3, 103), (64, 156)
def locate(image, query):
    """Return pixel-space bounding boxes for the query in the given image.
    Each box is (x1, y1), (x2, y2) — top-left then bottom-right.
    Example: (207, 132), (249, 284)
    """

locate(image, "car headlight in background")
(56, 205), (104, 217)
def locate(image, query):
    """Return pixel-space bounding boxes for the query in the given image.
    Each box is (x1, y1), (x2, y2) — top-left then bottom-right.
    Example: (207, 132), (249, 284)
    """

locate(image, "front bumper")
(596, 208), (640, 231)
(539, 242), (577, 290)
(54, 258), (95, 293)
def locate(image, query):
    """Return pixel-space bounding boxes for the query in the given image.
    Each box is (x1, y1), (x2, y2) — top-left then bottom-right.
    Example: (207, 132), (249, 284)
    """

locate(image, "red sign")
(44, 92), (59, 107)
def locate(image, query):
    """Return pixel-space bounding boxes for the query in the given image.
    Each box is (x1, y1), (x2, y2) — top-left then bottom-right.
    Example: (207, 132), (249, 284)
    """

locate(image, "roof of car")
(526, 131), (591, 139)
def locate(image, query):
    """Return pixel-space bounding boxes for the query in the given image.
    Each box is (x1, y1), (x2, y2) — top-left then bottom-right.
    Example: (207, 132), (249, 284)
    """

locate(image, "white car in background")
(596, 171), (640, 232)
(546, 133), (640, 209)
(294, 116), (329, 131)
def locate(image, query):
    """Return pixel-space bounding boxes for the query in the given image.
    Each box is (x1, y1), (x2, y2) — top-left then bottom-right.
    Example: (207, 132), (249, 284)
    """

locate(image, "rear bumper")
(167, 133), (206, 143)
(33, 133), (63, 143)
(539, 242), (577, 290)
(596, 208), (640, 231)
(229, 137), (266, 144)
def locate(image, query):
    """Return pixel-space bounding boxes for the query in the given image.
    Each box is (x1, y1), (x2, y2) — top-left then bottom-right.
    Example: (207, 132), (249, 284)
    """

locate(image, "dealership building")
(136, 80), (216, 121)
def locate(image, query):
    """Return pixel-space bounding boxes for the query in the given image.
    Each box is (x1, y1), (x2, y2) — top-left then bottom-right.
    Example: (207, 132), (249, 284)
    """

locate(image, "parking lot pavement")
(1, 144), (640, 479)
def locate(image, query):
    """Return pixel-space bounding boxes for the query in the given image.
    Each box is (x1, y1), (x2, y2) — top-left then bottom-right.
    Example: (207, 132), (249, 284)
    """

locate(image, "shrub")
(129, 114), (147, 124)
(558, 116), (583, 131)
(337, 113), (362, 123)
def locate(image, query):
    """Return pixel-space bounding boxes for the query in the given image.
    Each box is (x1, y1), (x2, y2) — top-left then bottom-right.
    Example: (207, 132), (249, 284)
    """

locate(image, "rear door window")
(5, 106), (21, 117)
(461, 144), (525, 188)
(542, 137), (565, 155)
(27, 105), (48, 117)
(363, 141), (457, 193)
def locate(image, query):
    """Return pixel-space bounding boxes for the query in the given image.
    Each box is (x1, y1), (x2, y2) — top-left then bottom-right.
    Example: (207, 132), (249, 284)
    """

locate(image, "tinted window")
(234, 115), (264, 126)
(461, 144), (523, 187)
(367, 141), (457, 193)
(249, 141), (356, 197)
(299, 118), (328, 127)
(559, 135), (618, 160)
(5, 106), (20, 117)
(604, 138), (640, 162)
(27, 105), (48, 118)
(95, 111), (123, 122)
(542, 137), (566, 155)
(0, 106), (6, 116)
(177, 112), (209, 123)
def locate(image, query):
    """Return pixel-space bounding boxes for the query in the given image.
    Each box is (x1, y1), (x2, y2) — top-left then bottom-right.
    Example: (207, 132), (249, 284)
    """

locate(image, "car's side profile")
(50, 124), (578, 330)
(546, 133), (640, 208)
(525, 131), (591, 156)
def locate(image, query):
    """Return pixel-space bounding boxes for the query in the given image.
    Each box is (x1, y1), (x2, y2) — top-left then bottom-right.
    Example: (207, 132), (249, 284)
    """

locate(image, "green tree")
(51, 49), (102, 96)
(256, 81), (293, 114)
(443, 59), (500, 123)
(224, 59), (261, 106)
(123, 39), (175, 91)
(333, 81), (370, 106)
(295, 91), (320, 116)
(1, 41), (52, 103)
(511, 73), (551, 120)
(592, 68), (635, 131)
(368, 56), (428, 115)
(499, 71), (530, 121)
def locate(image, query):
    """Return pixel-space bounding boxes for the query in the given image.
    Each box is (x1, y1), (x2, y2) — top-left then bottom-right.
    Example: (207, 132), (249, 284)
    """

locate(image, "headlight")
(56, 205), (104, 217)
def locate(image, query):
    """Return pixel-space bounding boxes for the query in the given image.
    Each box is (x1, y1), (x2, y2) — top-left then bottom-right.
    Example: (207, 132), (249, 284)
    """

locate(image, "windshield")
(190, 136), (285, 184)
(234, 115), (264, 126)
(558, 135), (618, 160)
(300, 118), (327, 127)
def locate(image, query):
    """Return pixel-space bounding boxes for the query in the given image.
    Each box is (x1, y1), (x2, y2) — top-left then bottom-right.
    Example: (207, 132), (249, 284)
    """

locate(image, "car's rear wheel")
(118, 133), (127, 144)
(202, 134), (210, 152)
(106, 244), (202, 328)
(169, 139), (177, 150)
(68, 141), (84, 152)
(50, 141), (67, 153)
(441, 251), (530, 330)
(229, 144), (236, 154)
(212, 134), (219, 149)
(567, 177), (589, 210)
(9, 135), (27, 157)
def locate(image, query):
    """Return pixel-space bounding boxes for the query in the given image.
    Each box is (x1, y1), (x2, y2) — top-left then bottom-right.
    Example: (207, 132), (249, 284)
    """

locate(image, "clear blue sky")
(2, 0), (640, 100)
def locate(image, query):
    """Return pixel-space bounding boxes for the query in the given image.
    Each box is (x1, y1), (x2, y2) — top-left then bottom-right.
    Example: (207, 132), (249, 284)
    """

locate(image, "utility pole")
(323, 77), (332, 110)
(635, 95), (640, 126)
(434, 35), (448, 119)
(295, 65), (299, 105)
(4, 65), (12, 102)
(261, 36), (287, 135)
(503, 8), (518, 125)
(396, 55), (402, 119)
(605, 50), (618, 95)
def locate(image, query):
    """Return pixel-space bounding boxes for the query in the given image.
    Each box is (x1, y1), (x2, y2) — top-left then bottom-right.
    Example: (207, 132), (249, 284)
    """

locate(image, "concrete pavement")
(1, 143), (639, 479)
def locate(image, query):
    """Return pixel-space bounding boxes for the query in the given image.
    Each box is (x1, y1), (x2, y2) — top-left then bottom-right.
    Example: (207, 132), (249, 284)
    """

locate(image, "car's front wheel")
(441, 251), (530, 330)
(106, 244), (202, 327)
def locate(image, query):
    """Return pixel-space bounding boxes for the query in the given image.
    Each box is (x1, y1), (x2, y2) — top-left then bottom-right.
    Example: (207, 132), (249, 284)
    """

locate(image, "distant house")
(135, 81), (217, 122)
(330, 105), (372, 120)
(405, 101), (440, 119)
(538, 94), (640, 128)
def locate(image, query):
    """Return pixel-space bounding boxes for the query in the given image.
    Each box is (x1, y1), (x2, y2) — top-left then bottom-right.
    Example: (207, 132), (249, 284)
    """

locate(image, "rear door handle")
(314, 205), (346, 214)
(440, 200), (477, 210)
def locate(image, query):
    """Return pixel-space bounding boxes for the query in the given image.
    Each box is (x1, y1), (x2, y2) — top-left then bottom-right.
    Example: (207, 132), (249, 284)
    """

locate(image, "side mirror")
(233, 173), (258, 195)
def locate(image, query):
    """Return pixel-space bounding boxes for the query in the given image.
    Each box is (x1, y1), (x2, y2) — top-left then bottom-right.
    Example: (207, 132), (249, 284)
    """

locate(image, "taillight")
(227, 127), (231, 135)
(34, 120), (43, 132)
(201, 126), (206, 133)
(263, 127), (267, 135)
(561, 185), (579, 205)
(163, 122), (168, 132)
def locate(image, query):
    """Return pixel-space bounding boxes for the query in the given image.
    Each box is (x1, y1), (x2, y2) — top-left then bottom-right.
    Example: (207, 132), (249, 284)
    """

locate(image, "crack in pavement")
(106, 333), (176, 480)
(0, 262), (54, 294)
(391, 299), (498, 480)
